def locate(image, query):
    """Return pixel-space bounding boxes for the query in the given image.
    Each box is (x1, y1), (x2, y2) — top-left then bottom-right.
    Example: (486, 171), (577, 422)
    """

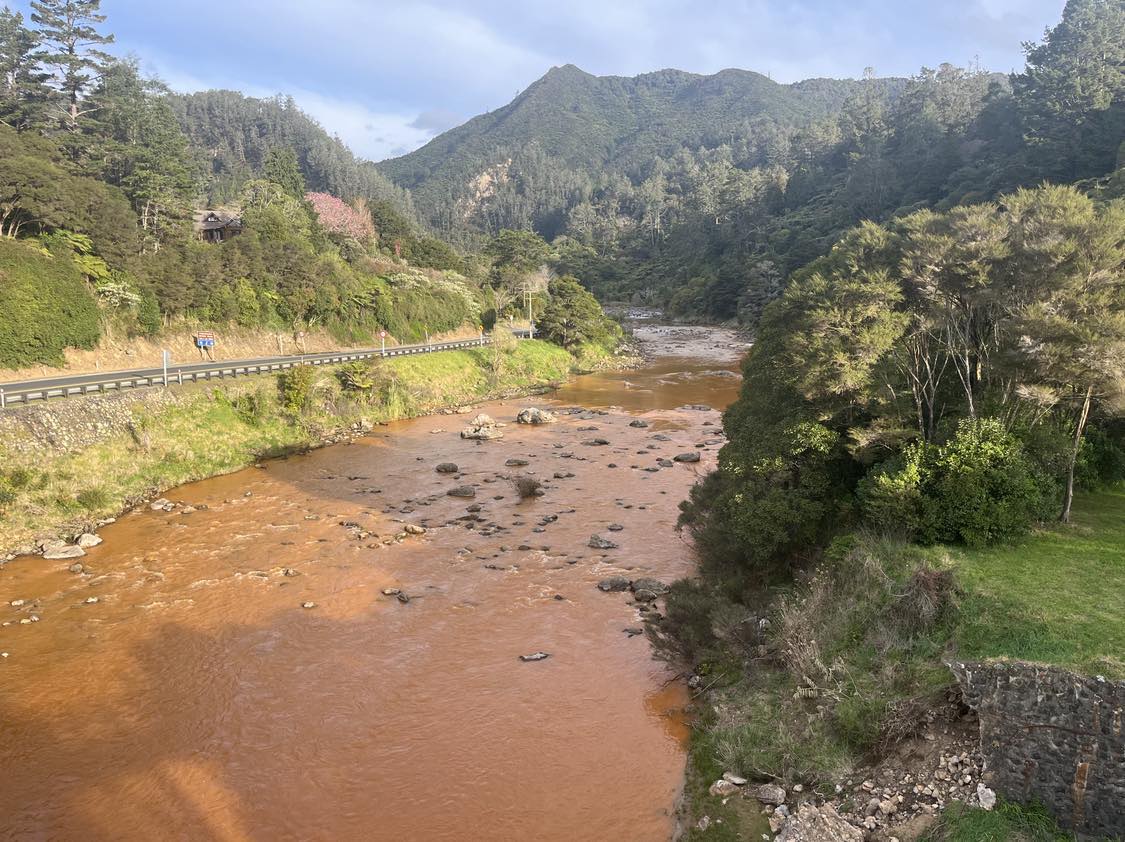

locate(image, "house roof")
(194, 210), (243, 231)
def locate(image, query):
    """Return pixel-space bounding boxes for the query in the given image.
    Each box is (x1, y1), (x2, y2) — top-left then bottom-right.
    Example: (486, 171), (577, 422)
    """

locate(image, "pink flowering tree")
(305, 192), (376, 243)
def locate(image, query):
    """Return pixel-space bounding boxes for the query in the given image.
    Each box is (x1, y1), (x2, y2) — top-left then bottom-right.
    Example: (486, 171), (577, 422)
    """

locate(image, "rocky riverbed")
(0, 327), (746, 841)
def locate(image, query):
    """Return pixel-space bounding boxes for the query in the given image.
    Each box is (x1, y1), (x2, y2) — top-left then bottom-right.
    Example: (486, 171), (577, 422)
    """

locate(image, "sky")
(10, 0), (1067, 161)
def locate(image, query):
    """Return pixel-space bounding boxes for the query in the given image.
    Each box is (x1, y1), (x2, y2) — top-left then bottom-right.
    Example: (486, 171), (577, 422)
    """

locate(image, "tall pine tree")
(30, 0), (113, 131)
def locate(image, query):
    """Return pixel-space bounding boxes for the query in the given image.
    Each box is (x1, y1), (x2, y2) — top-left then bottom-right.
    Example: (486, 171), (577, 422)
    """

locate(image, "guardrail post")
(0, 388), (5, 409)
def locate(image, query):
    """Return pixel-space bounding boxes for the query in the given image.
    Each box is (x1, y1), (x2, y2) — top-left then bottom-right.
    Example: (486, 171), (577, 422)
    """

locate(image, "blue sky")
(9, 0), (1066, 161)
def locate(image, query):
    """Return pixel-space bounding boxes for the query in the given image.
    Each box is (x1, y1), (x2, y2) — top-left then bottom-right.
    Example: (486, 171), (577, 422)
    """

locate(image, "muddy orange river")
(0, 326), (746, 841)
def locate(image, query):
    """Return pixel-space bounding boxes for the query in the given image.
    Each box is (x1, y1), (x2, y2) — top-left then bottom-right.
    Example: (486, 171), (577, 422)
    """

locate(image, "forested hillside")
(168, 90), (410, 209)
(381, 0), (1124, 322)
(0, 1), (623, 371)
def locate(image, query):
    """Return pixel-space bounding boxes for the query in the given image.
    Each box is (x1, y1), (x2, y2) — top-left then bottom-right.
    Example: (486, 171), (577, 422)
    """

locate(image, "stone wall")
(0, 383), (233, 457)
(951, 660), (1125, 838)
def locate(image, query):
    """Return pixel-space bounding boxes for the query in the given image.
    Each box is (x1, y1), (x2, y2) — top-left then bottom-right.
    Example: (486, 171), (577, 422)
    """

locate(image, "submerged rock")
(597, 577), (631, 592)
(435, 462), (459, 474)
(519, 651), (550, 662)
(447, 485), (477, 498)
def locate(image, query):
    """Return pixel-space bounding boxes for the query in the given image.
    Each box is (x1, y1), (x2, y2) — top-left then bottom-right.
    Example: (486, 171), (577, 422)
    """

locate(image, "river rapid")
(0, 325), (748, 842)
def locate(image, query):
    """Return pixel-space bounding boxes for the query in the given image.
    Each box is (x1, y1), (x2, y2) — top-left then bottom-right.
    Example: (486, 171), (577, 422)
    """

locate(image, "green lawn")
(923, 801), (1076, 841)
(937, 489), (1125, 679)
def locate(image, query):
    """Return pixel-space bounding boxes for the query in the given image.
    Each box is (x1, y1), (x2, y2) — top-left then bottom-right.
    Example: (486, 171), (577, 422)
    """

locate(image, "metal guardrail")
(0, 330), (532, 409)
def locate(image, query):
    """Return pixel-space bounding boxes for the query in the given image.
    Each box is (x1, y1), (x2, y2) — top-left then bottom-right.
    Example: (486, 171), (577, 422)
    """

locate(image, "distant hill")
(378, 64), (905, 241)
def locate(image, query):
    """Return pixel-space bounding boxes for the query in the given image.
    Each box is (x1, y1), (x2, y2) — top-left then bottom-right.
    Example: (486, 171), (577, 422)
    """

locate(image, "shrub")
(75, 486), (111, 511)
(921, 419), (1056, 547)
(861, 418), (1056, 547)
(337, 361), (376, 392)
(0, 238), (100, 367)
(278, 365), (318, 415)
(231, 388), (272, 425)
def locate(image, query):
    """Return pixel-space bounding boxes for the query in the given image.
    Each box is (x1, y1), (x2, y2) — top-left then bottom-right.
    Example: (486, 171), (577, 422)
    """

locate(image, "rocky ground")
(696, 706), (994, 841)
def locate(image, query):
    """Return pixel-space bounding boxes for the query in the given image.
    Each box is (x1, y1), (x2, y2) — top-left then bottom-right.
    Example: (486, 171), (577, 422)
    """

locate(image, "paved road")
(0, 331), (529, 408)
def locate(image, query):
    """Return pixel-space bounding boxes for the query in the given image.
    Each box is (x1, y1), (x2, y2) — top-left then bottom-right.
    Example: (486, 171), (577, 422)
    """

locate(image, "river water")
(0, 326), (747, 842)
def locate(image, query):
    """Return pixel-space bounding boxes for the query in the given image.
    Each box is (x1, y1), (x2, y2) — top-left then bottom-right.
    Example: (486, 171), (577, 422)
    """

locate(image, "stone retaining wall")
(951, 660), (1125, 838)
(0, 383), (237, 457)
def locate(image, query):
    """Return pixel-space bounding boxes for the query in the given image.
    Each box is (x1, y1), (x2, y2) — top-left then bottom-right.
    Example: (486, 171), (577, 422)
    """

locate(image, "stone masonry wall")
(0, 382), (242, 457)
(952, 661), (1125, 838)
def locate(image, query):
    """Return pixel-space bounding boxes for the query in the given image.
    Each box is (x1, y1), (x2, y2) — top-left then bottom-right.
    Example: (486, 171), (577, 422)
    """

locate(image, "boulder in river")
(516, 408), (557, 425)
(76, 533), (102, 548)
(462, 425), (504, 441)
(435, 462), (459, 474)
(628, 419), (649, 428)
(633, 589), (658, 603)
(519, 652), (550, 662)
(469, 413), (496, 428)
(582, 438), (610, 446)
(588, 534), (619, 550)
(631, 578), (668, 596)
(403, 524), (426, 535)
(597, 577), (631, 592)
(505, 458), (530, 467)
(447, 485), (477, 498)
(42, 542), (85, 560)
(674, 452), (701, 463)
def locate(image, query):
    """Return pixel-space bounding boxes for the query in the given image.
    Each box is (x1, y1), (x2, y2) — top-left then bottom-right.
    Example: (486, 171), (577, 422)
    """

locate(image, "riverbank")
(0, 339), (583, 559)
(677, 489), (1125, 841)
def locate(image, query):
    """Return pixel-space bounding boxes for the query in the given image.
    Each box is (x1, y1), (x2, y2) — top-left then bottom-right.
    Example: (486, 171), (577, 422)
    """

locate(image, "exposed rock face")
(952, 660), (1125, 838)
(516, 408), (557, 425)
(775, 803), (863, 842)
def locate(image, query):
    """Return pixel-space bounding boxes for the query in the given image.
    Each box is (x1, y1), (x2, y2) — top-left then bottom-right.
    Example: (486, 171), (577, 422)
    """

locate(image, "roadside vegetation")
(0, 340), (573, 553)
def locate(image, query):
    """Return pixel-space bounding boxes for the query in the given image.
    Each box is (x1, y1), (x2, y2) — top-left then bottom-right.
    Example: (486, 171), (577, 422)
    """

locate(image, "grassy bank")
(678, 489), (1123, 840)
(0, 340), (574, 554)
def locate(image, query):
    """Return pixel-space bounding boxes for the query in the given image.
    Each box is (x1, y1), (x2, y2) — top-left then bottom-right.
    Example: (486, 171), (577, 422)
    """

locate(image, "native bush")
(861, 419), (1057, 546)
(278, 365), (318, 415)
(0, 238), (100, 367)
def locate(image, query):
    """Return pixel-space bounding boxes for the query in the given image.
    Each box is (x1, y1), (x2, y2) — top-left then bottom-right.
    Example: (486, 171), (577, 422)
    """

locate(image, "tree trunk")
(1061, 384), (1094, 523)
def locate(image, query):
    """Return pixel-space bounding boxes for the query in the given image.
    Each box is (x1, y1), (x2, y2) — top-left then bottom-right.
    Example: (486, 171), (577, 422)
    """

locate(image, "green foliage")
(278, 364), (318, 415)
(922, 420), (1057, 546)
(862, 420), (1057, 547)
(0, 237), (99, 366)
(262, 146), (306, 199)
(924, 800), (1075, 841)
(535, 274), (619, 350)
